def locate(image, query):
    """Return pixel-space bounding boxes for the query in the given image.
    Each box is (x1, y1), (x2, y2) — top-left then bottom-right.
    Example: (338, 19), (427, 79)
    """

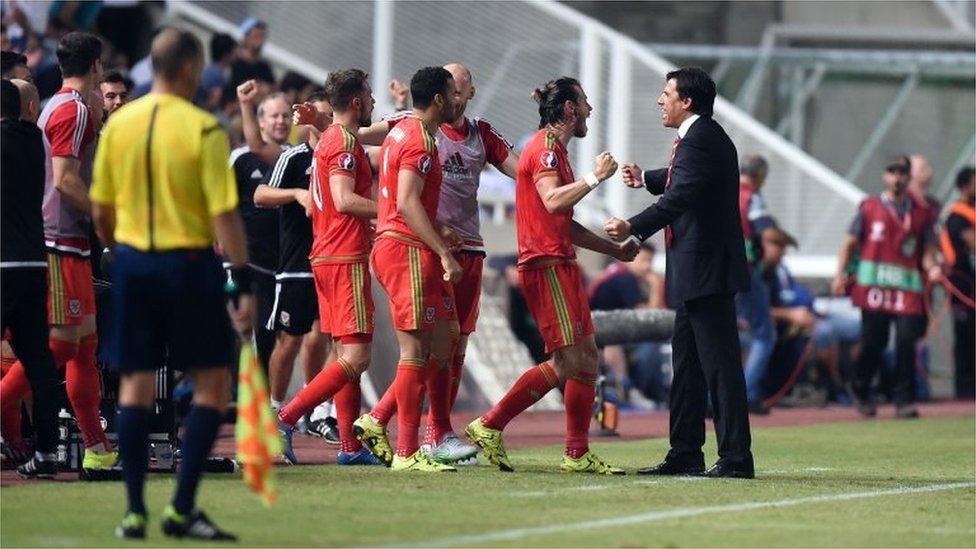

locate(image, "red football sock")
(424, 357), (453, 445)
(448, 353), (464, 409)
(0, 362), (28, 444)
(370, 383), (397, 426)
(564, 371), (597, 459)
(393, 359), (427, 457)
(278, 359), (354, 427)
(66, 335), (110, 449)
(482, 362), (559, 431)
(335, 377), (363, 454)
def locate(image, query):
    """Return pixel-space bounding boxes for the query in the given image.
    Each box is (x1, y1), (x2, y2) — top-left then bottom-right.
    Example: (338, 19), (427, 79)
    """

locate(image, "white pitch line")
(399, 482), (975, 547)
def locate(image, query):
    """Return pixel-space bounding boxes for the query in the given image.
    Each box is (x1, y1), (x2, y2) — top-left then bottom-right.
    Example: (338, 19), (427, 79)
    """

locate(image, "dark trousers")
(670, 293), (752, 461)
(0, 267), (59, 453)
(854, 310), (926, 406)
(952, 297), (975, 399)
(253, 270), (276, 375)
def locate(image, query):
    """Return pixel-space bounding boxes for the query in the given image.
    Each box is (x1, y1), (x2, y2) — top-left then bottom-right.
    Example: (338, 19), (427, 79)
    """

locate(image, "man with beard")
(274, 69), (384, 466)
(99, 70), (132, 121)
(466, 77), (635, 474)
(832, 155), (942, 419)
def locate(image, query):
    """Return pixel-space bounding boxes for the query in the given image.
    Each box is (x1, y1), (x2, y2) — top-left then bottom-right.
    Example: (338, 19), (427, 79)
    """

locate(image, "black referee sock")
(117, 406), (151, 516)
(173, 405), (222, 515)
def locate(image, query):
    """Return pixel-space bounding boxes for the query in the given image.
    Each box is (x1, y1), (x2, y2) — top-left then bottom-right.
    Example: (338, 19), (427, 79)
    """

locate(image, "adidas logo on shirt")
(443, 152), (469, 176)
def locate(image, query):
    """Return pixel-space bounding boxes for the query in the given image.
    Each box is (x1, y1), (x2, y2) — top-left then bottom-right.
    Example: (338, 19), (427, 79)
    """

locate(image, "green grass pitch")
(2, 416), (974, 547)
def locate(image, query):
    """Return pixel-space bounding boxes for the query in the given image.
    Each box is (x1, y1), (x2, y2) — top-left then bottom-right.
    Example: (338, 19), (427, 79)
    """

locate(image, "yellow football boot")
(464, 417), (513, 472)
(560, 450), (626, 475)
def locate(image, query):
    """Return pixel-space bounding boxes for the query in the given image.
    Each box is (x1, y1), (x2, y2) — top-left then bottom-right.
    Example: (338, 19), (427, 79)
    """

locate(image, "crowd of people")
(0, 11), (974, 542)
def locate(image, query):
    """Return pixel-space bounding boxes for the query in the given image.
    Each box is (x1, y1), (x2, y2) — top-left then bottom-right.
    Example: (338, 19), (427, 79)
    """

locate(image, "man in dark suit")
(605, 67), (754, 478)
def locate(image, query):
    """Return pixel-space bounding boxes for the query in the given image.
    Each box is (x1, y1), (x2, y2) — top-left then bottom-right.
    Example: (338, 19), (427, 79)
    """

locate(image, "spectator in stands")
(48, 1), (102, 32)
(280, 70), (312, 106)
(736, 153), (778, 415)
(98, 68), (131, 121)
(589, 243), (667, 407)
(909, 154), (941, 221)
(941, 166), (975, 398)
(1, 50), (30, 81)
(201, 32), (235, 112)
(757, 227), (817, 403)
(230, 17), (274, 92)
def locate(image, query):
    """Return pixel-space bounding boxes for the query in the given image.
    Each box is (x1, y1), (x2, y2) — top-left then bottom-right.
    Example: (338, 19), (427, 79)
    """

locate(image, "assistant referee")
(90, 28), (252, 541)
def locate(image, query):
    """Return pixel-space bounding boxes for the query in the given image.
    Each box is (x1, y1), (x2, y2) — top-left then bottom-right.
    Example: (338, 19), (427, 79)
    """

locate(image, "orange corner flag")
(235, 342), (282, 507)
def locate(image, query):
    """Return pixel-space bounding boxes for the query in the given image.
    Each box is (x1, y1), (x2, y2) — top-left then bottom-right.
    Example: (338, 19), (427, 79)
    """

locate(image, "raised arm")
(536, 152), (617, 214)
(238, 80), (283, 166)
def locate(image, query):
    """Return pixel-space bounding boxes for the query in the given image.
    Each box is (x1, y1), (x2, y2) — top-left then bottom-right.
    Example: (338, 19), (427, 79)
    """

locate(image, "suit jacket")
(628, 115), (749, 305)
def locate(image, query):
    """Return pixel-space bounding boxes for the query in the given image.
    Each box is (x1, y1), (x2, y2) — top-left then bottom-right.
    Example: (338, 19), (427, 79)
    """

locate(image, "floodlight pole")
(372, 0), (394, 117)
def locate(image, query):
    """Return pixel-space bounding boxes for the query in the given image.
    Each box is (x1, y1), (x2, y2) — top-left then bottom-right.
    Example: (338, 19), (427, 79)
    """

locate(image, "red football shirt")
(516, 129), (576, 265)
(310, 124), (373, 259)
(376, 116), (442, 245)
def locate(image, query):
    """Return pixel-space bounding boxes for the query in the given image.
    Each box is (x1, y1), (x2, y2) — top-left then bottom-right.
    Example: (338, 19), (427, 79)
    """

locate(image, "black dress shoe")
(703, 459), (755, 479)
(636, 459), (705, 476)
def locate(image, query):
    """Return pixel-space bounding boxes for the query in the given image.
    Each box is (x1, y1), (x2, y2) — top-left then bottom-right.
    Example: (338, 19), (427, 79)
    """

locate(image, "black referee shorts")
(106, 245), (235, 374)
(265, 277), (318, 336)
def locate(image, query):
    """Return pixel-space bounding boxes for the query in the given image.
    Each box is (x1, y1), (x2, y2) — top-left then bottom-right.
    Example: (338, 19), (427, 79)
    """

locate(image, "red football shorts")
(450, 252), (484, 335)
(519, 260), (594, 353)
(313, 261), (373, 341)
(46, 252), (96, 326)
(371, 236), (456, 332)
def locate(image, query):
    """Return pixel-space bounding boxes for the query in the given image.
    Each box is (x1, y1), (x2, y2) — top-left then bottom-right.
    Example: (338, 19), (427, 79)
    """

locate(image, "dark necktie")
(664, 136), (681, 248)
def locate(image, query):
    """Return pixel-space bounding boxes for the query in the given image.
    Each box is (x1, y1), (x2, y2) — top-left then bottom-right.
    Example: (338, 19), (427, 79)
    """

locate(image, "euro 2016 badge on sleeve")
(418, 154), (433, 174)
(338, 152), (356, 171)
(540, 150), (558, 169)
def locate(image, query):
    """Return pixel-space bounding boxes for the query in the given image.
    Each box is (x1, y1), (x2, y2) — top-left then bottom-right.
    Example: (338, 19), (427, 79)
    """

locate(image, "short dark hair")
(56, 32), (103, 78)
(1, 50), (28, 78)
(151, 28), (203, 81)
(324, 69), (368, 112)
(1, 79), (20, 120)
(101, 69), (132, 91)
(885, 154), (911, 175)
(306, 88), (327, 104)
(740, 154), (769, 180)
(209, 33), (236, 64)
(665, 66), (716, 117)
(281, 71), (312, 94)
(531, 76), (581, 128)
(410, 66), (452, 109)
(956, 166), (975, 189)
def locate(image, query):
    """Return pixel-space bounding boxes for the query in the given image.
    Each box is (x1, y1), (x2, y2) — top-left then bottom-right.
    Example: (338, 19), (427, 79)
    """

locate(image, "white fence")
(171, 0), (865, 264)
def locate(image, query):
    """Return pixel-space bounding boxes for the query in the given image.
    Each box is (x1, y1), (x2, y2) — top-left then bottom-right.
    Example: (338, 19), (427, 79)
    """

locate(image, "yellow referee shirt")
(91, 93), (238, 251)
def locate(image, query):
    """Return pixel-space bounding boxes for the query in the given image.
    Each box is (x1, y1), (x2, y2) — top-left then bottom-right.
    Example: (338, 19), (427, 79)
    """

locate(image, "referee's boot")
(161, 505), (237, 541)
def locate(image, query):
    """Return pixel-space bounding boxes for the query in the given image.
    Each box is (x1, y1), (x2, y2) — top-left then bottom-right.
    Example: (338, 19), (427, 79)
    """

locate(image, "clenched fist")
(621, 162), (644, 188)
(594, 151), (618, 182)
(604, 217), (631, 242)
(237, 79), (258, 104)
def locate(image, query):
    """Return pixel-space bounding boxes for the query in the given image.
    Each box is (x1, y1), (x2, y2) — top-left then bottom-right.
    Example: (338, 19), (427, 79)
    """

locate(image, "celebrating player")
(273, 69), (383, 466)
(255, 90), (336, 443)
(353, 63), (518, 465)
(465, 77), (637, 474)
(359, 66), (463, 472)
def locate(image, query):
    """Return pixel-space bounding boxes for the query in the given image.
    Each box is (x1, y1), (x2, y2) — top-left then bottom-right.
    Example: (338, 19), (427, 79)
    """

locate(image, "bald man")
(11, 78), (39, 122)
(910, 154), (941, 220)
